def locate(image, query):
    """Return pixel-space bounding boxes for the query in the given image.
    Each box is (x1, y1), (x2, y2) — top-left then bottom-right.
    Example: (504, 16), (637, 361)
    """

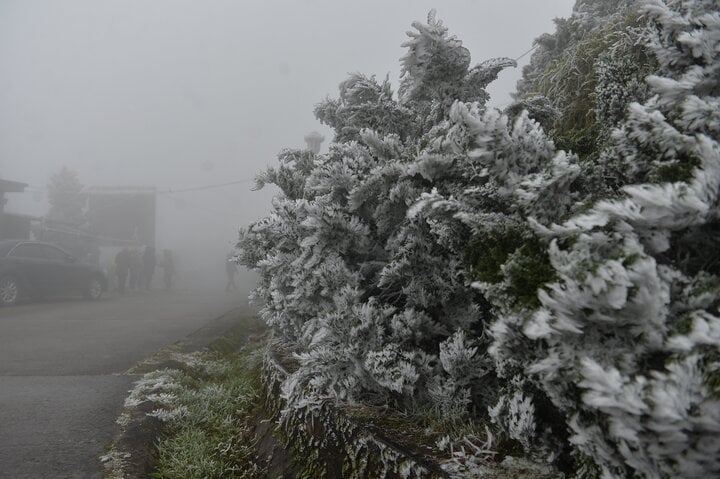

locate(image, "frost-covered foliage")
(494, 1), (720, 477)
(263, 349), (435, 479)
(240, 3), (720, 477)
(514, 0), (642, 131)
(241, 9), (518, 414)
(512, 0), (659, 202)
(315, 10), (515, 143)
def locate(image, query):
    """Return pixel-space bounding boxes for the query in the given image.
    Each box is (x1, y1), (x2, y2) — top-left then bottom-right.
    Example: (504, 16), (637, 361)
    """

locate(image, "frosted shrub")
(241, 10), (517, 412)
(239, 2), (720, 477)
(490, 1), (720, 476)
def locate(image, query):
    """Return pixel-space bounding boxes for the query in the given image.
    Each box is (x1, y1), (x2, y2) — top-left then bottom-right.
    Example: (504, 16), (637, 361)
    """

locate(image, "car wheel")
(0, 275), (21, 306)
(83, 276), (104, 300)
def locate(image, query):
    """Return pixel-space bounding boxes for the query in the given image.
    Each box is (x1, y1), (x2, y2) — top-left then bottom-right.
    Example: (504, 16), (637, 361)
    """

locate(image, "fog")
(0, 0), (574, 291)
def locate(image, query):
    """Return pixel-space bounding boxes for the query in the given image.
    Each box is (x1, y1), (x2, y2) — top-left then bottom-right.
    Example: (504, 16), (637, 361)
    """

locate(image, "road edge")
(100, 307), (264, 479)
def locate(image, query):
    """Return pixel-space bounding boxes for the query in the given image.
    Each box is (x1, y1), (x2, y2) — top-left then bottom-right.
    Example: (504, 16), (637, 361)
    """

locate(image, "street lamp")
(304, 131), (325, 155)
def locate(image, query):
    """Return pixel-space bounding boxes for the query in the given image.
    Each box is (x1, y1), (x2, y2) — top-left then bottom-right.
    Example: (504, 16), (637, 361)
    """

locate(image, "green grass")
(148, 343), (265, 479)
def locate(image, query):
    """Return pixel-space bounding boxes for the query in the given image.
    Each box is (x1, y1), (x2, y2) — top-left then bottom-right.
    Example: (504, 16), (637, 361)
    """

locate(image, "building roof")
(1, 212), (41, 221)
(0, 178), (28, 193)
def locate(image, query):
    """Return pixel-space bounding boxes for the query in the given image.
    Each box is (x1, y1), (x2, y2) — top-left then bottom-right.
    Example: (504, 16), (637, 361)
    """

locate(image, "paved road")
(0, 289), (247, 479)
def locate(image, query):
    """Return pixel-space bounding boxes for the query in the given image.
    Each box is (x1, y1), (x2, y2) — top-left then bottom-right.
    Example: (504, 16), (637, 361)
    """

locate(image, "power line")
(19, 177), (257, 195)
(15, 42), (541, 200)
(161, 178), (255, 194)
(490, 44), (541, 110)
(157, 191), (241, 218)
(513, 44), (539, 62)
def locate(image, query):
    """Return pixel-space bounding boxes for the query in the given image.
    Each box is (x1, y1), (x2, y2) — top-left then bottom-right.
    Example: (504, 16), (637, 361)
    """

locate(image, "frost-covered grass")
(102, 317), (267, 479)
(144, 347), (265, 479)
(100, 448), (131, 479)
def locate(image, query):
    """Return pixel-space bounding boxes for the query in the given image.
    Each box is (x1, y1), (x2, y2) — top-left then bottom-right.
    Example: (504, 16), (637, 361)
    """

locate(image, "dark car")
(0, 240), (107, 306)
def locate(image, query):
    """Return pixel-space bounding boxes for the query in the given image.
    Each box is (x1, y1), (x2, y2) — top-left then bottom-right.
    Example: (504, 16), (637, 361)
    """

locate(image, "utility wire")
(491, 44), (541, 110)
(19, 177), (257, 195)
(15, 42), (540, 197)
(157, 191), (241, 218)
(161, 178), (255, 194)
(513, 44), (539, 62)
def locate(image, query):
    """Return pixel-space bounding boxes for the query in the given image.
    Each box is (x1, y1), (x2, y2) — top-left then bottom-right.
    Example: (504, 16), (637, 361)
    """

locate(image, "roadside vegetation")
(147, 347), (264, 479)
(238, 1), (720, 477)
(103, 322), (268, 479)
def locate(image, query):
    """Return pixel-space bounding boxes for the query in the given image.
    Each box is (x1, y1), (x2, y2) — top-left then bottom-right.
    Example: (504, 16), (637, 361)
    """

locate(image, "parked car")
(0, 240), (107, 306)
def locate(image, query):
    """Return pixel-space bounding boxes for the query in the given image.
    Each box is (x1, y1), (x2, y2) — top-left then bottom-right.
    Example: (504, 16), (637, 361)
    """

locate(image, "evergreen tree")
(47, 166), (85, 226)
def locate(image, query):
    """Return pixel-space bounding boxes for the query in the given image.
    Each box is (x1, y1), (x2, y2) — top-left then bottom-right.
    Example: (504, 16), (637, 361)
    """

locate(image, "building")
(0, 178), (28, 214)
(0, 178), (32, 240)
(85, 186), (157, 247)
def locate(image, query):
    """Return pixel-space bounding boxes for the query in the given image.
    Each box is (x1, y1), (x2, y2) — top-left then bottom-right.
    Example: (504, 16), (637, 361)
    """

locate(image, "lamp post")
(304, 131), (325, 155)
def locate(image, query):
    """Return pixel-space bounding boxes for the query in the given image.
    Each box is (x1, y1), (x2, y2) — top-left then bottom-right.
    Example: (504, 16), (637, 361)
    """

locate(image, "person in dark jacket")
(142, 246), (156, 290)
(128, 248), (143, 291)
(115, 247), (131, 293)
(161, 249), (175, 290)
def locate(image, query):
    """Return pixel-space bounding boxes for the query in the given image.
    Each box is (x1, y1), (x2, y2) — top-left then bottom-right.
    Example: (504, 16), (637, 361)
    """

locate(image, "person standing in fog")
(115, 247), (131, 293)
(128, 248), (143, 291)
(225, 252), (238, 291)
(142, 246), (156, 290)
(161, 249), (175, 290)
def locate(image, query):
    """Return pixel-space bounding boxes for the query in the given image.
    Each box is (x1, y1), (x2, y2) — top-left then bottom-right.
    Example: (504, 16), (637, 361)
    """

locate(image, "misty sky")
(0, 0), (574, 281)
